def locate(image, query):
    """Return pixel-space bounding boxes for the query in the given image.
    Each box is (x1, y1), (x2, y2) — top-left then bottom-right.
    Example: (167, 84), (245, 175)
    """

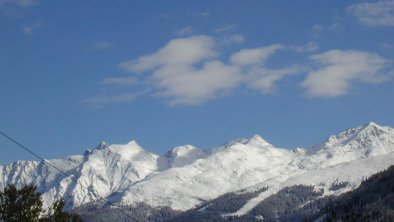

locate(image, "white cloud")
(174, 26), (193, 35)
(88, 35), (393, 106)
(119, 35), (240, 105)
(119, 35), (216, 73)
(90, 35), (344, 106)
(113, 37), (309, 105)
(248, 66), (305, 93)
(116, 38), (234, 104)
(348, 0), (394, 27)
(22, 21), (43, 35)
(100, 76), (137, 86)
(289, 42), (319, 53)
(302, 50), (391, 97)
(219, 34), (245, 45)
(151, 61), (241, 105)
(230, 44), (284, 66)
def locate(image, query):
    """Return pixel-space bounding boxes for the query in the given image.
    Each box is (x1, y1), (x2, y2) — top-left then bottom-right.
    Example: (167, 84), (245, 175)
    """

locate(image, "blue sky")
(1, 0), (394, 164)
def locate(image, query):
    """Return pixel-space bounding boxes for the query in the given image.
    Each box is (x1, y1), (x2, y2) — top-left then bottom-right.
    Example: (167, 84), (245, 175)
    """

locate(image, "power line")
(0, 130), (137, 221)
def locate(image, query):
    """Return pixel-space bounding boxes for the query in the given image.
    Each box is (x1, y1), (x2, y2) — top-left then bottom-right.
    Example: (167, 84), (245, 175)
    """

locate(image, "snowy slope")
(56, 140), (158, 208)
(1, 141), (159, 209)
(119, 135), (300, 210)
(304, 122), (394, 166)
(0, 122), (393, 212)
(233, 152), (394, 216)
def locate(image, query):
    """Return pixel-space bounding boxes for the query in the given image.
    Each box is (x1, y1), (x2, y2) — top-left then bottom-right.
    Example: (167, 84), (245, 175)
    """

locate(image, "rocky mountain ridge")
(0, 122), (393, 214)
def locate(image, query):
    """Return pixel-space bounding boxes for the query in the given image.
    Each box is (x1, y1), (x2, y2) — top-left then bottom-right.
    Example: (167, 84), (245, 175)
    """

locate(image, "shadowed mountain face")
(315, 165), (394, 221)
(1, 122), (393, 215)
(165, 165), (394, 222)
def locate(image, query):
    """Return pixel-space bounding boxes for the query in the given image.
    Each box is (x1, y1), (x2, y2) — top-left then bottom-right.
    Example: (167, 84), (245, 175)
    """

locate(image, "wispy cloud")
(195, 11), (210, 18)
(329, 23), (341, 30)
(289, 42), (319, 53)
(230, 44), (284, 66)
(231, 45), (305, 93)
(247, 66), (305, 93)
(174, 26), (193, 36)
(215, 24), (238, 33)
(302, 50), (392, 97)
(119, 36), (217, 73)
(0, 0), (39, 8)
(22, 21), (43, 35)
(93, 41), (113, 50)
(348, 0), (394, 27)
(311, 24), (324, 33)
(81, 92), (143, 108)
(310, 23), (343, 34)
(381, 43), (393, 49)
(218, 34), (245, 45)
(100, 76), (137, 86)
(159, 14), (171, 20)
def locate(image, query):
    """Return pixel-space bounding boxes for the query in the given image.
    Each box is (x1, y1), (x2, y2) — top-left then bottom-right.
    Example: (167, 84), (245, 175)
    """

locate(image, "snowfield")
(1, 122), (393, 213)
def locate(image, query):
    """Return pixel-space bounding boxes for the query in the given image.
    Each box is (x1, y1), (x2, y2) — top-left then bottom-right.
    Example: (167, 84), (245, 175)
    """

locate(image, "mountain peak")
(322, 122), (388, 147)
(157, 145), (209, 170)
(122, 140), (146, 152)
(126, 140), (139, 146)
(360, 121), (387, 133)
(1, 122), (394, 213)
(245, 134), (271, 147)
(170, 145), (198, 155)
(309, 122), (394, 158)
(365, 121), (379, 127)
(96, 141), (109, 150)
(223, 134), (272, 148)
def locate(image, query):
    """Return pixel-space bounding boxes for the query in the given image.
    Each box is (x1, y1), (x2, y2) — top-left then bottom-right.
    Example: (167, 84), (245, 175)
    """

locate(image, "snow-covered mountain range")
(1, 122), (394, 215)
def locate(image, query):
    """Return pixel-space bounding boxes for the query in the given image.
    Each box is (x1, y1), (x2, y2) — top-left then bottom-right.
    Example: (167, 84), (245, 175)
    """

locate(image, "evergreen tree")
(43, 199), (82, 222)
(0, 184), (82, 222)
(0, 184), (43, 222)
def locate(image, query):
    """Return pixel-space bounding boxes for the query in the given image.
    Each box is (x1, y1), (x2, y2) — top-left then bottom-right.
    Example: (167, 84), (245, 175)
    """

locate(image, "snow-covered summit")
(243, 134), (272, 147)
(157, 145), (211, 170)
(298, 122), (394, 170)
(322, 122), (389, 147)
(311, 122), (394, 156)
(96, 141), (109, 150)
(219, 134), (272, 150)
(0, 122), (393, 212)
